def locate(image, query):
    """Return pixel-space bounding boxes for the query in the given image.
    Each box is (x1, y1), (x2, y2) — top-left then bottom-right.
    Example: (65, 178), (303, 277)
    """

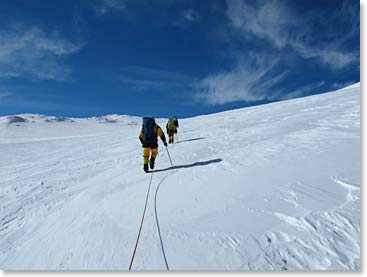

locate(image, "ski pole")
(165, 147), (173, 166)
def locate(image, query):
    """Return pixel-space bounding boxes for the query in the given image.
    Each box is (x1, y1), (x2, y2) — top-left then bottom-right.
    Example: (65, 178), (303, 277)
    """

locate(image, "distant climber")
(166, 117), (179, 144)
(139, 117), (167, 172)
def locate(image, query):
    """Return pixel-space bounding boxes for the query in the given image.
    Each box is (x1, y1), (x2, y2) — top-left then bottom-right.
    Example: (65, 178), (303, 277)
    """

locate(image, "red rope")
(129, 172), (154, 270)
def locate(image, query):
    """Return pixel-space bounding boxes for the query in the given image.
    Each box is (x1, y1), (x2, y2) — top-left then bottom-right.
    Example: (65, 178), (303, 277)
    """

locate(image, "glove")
(164, 142), (168, 147)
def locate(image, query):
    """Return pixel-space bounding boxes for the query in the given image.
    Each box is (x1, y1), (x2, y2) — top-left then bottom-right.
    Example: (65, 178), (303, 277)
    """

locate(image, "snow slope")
(0, 83), (360, 270)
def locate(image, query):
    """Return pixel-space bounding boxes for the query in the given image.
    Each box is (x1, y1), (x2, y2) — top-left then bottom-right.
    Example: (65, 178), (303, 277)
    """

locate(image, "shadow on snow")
(153, 158), (223, 173)
(176, 137), (205, 144)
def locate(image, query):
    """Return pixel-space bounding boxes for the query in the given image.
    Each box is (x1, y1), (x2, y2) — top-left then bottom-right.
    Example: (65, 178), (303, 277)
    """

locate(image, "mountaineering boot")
(144, 163), (149, 172)
(149, 157), (155, 170)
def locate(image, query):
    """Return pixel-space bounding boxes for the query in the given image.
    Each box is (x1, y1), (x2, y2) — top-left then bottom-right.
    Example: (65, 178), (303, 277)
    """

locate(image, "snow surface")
(0, 83), (360, 270)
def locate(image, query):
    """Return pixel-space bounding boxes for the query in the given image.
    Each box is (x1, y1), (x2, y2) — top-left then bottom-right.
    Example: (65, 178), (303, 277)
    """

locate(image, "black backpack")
(143, 117), (156, 143)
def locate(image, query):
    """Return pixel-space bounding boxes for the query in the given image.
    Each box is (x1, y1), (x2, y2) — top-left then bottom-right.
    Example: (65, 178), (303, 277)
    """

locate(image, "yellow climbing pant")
(143, 147), (158, 164)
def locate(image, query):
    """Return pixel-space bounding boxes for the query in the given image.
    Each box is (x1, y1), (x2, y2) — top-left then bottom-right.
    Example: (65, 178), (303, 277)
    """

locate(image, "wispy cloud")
(269, 81), (326, 101)
(181, 9), (200, 23)
(290, 42), (359, 70)
(226, 0), (293, 49)
(331, 81), (356, 90)
(196, 53), (288, 105)
(288, 0), (359, 70)
(198, 0), (359, 106)
(173, 9), (201, 28)
(0, 24), (84, 81)
(0, 90), (14, 103)
(95, 0), (126, 16)
(226, 0), (359, 69)
(116, 65), (196, 92)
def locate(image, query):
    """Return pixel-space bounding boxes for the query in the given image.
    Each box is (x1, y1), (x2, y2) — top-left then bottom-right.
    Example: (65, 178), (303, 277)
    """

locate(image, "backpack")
(167, 118), (176, 130)
(143, 117), (156, 143)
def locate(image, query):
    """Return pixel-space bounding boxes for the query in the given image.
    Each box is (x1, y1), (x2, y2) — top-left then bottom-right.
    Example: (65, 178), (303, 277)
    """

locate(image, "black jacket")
(139, 124), (166, 148)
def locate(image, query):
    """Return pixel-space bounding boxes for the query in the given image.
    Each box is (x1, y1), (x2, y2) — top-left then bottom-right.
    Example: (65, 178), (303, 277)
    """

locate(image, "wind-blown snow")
(0, 83), (360, 270)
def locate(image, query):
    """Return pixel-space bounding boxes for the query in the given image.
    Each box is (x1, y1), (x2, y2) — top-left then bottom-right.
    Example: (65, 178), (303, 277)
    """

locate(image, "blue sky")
(0, 0), (359, 118)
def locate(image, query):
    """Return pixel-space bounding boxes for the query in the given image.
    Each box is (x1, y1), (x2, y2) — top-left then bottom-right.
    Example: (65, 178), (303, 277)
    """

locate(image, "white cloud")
(197, 0), (359, 106)
(95, 0), (126, 16)
(0, 25), (84, 81)
(0, 91), (14, 102)
(291, 41), (359, 70)
(226, 0), (358, 69)
(173, 9), (201, 29)
(226, 0), (293, 49)
(270, 81), (326, 101)
(331, 81), (356, 90)
(197, 54), (288, 105)
(181, 9), (200, 23)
